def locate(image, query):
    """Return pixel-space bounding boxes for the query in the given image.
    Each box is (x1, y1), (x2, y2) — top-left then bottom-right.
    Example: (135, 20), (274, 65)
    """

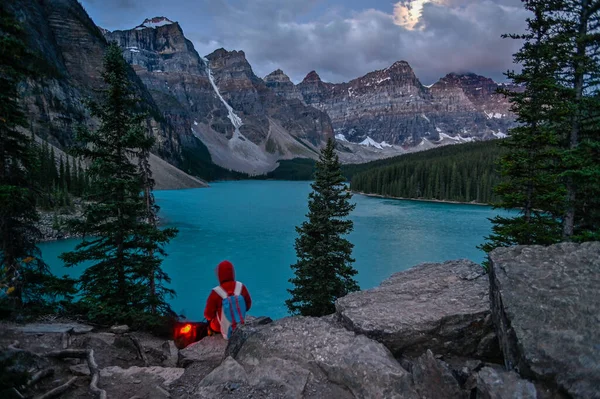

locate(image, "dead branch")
(28, 368), (55, 387)
(11, 388), (24, 399)
(45, 349), (107, 399)
(125, 333), (148, 366)
(7, 341), (43, 360)
(34, 376), (77, 399)
(8, 340), (21, 350)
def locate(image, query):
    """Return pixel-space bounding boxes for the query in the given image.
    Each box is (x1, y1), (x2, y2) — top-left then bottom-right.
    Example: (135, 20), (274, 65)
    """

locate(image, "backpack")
(213, 281), (246, 340)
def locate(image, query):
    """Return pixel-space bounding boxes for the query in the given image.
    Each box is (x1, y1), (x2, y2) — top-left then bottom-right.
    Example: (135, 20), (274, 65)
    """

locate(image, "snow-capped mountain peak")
(135, 17), (175, 30)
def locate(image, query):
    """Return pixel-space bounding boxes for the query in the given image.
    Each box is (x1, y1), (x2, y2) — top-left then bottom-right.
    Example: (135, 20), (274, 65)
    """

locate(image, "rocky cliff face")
(106, 22), (334, 175)
(12, 0), (181, 163)
(297, 62), (516, 146)
(264, 69), (305, 103)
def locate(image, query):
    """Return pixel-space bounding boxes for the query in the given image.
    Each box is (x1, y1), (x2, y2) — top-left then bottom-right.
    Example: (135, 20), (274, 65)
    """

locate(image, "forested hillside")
(349, 141), (505, 204)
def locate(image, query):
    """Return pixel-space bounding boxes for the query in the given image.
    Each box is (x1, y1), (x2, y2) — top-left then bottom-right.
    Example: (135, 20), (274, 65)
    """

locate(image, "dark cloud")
(82, 0), (530, 85)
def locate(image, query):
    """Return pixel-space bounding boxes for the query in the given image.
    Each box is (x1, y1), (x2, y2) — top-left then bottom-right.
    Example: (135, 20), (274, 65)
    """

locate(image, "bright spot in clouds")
(394, 0), (439, 30)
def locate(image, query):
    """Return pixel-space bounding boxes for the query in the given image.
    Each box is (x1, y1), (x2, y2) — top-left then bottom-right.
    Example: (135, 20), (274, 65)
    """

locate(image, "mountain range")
(11, 0), (517, 183)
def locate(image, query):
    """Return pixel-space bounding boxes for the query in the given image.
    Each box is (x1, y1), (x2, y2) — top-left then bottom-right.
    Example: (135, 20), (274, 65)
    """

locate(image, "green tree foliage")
(60, 43), (178, 328)
(482, 0), (600, 257)
(480, 1), (566, 257)
(350, 141), (505, 204)
(0, 4), (75, 314)
(551, 0), (600, 241)
(286, 138), (359, 317)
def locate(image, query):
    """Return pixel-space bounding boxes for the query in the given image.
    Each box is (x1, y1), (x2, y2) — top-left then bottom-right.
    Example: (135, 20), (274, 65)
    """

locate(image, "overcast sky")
(81, 0), (529, 85)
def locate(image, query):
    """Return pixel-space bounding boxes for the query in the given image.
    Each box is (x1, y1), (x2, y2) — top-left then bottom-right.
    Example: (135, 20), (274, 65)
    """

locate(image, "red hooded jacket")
(204, 260), (252, 333)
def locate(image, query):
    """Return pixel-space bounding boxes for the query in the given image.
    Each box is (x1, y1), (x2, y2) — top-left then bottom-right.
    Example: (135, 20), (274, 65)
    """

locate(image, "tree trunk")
(563, 0), (588, 239)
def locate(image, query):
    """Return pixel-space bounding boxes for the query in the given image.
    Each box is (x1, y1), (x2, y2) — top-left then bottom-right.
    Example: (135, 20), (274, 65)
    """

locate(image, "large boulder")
(178, 335), (227, 368)
(336, 260), (498, 359)
(475, 367), (537, 399)
(489, 242), (600, 399)
(410, 350), (466, 399)
(229, 316), (418, 399)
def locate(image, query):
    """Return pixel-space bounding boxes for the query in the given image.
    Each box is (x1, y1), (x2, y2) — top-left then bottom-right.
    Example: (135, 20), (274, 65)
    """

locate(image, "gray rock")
(336, 259), (498, 359)
(475, 367), (537, 399)
(489, 242), (600, 399)
(198, 356), (249, 387)
(246, 357), (311, 398)
(225, 316), (273, 359)
(70, 363), (91, 376)
(411, 350), (466, 399)
(234, 316), (418, 399)
(178, 335), (227, 368)
(161, 340), (179, 367)
(110, 324), (130, 334)
(100, 365), (185, 387)
(12, 322), (93, 335)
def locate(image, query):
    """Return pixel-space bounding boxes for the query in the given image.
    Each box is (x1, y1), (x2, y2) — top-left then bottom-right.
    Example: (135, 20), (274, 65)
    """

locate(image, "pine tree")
(480, 0), (566, 259)
(551, 0), (600, 240)
(286, 138), (359, 317)
(60, 43), (177, 327)
(0, 4), (75, 310)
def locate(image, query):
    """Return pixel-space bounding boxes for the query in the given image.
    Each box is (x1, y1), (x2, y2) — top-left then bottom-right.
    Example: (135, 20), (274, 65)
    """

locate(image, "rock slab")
(179, 335), (227, 368)
(336, 259), (498, 359)
(475, 367), (537, 399)
(489, 242), (600, 399)
(231, 316), (417, 399)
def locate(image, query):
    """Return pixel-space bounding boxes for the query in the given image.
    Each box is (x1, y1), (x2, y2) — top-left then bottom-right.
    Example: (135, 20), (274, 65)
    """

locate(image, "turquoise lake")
(38, 180), (506, 320)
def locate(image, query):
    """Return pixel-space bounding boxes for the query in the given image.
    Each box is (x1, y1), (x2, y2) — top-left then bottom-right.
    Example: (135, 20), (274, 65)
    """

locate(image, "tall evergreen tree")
(480, 0), (565, 258)
(552, 0), (600, 240)
(286, 138), (359, 317)
(61, 43), (177, 327)
(0, 4), (74, 310)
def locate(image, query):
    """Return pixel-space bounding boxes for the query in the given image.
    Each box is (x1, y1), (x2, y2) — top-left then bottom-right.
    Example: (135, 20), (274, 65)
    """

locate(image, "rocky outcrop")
(336, 259), (499, 360)
(297, 63), (516, 146)
(4, 243), (599, 398)
(264, 69), (306, 103)
(410, 350), (465, 399)
(474, 367), (537, 399)
(488, 242), (600, 399)
(220, 316), (418, 399)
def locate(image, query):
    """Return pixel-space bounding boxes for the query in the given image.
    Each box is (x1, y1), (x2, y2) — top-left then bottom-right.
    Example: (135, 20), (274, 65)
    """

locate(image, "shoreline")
(352, 191), (490, 206)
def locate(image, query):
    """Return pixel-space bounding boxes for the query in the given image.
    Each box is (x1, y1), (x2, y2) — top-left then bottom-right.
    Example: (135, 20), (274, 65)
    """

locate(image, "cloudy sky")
(81, 0), (529, 85)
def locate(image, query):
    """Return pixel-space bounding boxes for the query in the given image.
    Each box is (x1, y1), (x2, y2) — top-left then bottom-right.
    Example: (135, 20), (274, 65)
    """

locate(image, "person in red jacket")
(204, 260), (252, 335)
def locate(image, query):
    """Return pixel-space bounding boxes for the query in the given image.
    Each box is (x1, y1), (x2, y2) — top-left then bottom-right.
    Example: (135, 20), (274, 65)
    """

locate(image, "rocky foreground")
(1, 242), (598, 398)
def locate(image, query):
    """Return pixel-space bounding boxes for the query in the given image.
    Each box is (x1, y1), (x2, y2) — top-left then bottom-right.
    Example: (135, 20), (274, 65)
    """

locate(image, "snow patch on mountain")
(438, 132), (460, 142)
(359, 136), (384, 149)
(493, 131), (508, 139)
(335, 133), (349, 142)
(485, 111), (503, 119)
(201, 56), (245, 140)
(135, 17), (175, 30)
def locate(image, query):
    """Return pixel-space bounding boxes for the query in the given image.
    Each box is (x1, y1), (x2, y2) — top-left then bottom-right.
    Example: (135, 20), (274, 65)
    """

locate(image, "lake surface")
(39, 181), (507, 320)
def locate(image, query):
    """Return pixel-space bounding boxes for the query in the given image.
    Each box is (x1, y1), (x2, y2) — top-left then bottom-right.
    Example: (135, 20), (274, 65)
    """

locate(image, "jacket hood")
(216, 260), (235, 284)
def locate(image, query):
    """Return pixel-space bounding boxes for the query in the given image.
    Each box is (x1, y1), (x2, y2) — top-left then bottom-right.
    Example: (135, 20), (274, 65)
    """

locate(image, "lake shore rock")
(335, 259), (499, 360)
(489, 242), (600, 399)
(222, 316), (417, 399)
